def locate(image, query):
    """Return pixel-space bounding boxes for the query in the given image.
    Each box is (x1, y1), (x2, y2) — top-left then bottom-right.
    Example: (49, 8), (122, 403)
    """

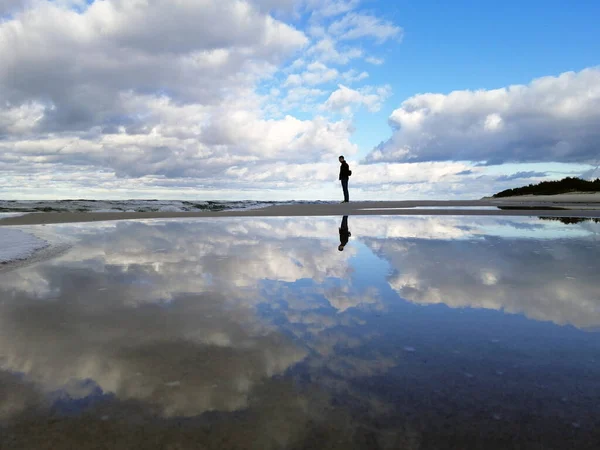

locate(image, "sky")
(0, 0), (599, 201)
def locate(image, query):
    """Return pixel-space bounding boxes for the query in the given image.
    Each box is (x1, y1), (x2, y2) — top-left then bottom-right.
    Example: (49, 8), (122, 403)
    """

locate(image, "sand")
(0, 199), (599, 226)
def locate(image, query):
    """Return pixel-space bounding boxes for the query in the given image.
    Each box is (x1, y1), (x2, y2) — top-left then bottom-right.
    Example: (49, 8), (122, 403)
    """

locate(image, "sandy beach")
(1, 198), (600, 226)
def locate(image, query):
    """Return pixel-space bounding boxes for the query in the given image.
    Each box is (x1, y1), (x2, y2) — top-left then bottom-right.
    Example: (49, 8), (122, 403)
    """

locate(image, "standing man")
(338, 155), (351, 203)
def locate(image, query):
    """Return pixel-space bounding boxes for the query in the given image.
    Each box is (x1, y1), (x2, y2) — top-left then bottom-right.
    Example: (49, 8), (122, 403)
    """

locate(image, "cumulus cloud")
(304, 0), (359, 18)
(0, 0), (27, 14)
(279, 86), (327, 111)
(328, 12), (402, 43)
(306, 37), (363, 64)
(323, 84), (391, 114)
(0, 1), (353, 179)
(0, 94), (359, 180)
(341, 69), (369, 84)
(284, 61), (340, 86)
(0, 0), (309, 134)
(365, 56), (384, 65)
(366, 68), (600, 165)
(0, 0), (413, 197)
(495, 171), (547, 182)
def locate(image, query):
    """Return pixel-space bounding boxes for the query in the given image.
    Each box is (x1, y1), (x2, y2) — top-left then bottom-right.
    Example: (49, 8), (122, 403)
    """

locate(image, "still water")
(0, 216), (599, 449)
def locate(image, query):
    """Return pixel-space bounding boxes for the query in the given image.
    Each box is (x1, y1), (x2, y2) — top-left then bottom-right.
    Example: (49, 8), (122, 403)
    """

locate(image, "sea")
(0, 199), (330, 214)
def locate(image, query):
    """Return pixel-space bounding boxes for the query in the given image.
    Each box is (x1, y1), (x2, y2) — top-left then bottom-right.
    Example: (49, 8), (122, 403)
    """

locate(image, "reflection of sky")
(477, 218), (599, 239)
(1, 216), (600, 448)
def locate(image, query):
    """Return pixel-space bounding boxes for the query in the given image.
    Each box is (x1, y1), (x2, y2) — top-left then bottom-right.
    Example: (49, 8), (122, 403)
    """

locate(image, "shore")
(1, 199), (600, 226)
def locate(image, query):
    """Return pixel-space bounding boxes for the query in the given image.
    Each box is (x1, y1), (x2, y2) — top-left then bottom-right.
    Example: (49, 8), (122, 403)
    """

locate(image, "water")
(0, 215), (599, 449)
(0, 199), (328, 213)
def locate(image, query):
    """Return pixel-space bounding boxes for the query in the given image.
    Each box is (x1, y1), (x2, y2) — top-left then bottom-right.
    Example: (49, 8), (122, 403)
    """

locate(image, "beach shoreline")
(1, 199), (600, 226)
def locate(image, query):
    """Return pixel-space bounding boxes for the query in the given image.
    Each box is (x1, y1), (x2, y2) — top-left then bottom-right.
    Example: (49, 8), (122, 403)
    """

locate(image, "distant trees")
(493, 177), (600, 198)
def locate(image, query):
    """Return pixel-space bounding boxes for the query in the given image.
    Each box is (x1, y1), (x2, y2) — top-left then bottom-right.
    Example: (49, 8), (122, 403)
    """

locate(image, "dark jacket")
(339, 161), (351, 180)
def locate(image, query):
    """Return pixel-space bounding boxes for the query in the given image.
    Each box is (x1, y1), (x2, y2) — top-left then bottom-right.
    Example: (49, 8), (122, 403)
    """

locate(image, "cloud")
(323, 84), (391, 114)
(304, 0), (359, 18)
(0, 0), (308, 133)
(495, 171), (547, 182)
(0, 0), (27, 14)
(280, 86), (327, 111)
(581, 165), (600, 180)
(365, 68), (600, 165)
(328, 12), (402, 43)
(365, 56), (384, 65)
(0, 0), (411, 198)
(306, 37), (363, 64)
(0, 94), (359, 180)
(284, 61), (340, 86)
(341, 69), (369, 84)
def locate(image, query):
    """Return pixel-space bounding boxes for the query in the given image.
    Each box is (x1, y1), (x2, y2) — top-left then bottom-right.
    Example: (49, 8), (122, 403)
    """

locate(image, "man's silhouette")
(338, 155), (351, 203)
(338, 215), (351, 251)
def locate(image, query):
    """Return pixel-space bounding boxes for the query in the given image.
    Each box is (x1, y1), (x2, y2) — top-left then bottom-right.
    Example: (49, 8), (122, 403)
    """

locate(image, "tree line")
(493, 177), (600, 198)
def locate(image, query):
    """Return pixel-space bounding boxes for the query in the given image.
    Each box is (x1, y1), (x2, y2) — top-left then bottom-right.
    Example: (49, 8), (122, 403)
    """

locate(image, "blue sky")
(329, 0), (600, 157)
(0, 0), (598, 200)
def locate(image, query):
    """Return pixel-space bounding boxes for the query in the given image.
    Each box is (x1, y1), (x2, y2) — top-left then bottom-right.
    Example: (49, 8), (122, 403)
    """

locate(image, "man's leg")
(341, 179), (349, 202)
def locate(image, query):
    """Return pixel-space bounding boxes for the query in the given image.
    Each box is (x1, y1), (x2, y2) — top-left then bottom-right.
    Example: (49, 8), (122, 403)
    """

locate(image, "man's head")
(338, 244), (345, 251)
(339, 155), (345, 162)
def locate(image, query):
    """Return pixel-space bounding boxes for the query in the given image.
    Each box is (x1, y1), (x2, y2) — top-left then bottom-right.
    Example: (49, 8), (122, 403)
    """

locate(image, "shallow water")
(0, 216), (599, 449)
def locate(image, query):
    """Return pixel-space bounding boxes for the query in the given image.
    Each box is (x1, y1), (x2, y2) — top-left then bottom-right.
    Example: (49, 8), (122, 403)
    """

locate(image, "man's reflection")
(338, 215), (351, 251)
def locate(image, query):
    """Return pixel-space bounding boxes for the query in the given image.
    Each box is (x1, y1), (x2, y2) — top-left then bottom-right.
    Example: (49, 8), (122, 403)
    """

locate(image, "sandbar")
(1, 200), (599, 226)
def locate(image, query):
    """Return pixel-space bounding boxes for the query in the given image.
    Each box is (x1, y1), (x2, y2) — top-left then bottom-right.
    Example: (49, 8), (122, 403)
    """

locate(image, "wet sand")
(1, 200), (599, 226)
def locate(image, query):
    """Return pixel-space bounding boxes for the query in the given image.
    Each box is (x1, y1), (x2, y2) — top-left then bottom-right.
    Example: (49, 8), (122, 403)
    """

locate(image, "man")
(338, 155), (351, 203)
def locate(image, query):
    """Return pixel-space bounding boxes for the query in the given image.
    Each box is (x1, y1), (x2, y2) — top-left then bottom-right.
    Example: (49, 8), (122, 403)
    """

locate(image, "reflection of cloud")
(3, 216), (598, 446)
(370, 237), (600, 329)
(324, 285), (380, 312)
(0, 282), (306, 417)
(3, 219), (355, 301)
(0, 218), (385, 419)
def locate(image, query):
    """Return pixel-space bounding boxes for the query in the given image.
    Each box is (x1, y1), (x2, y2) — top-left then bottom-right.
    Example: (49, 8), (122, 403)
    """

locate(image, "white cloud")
(304, 0), (359, 18)
(0, 0), (27, 14)
(0, 101), (47, 134)
(365, 56), (384, 65)
(0, 0), (411, 198)
(307, 37), (363, 64)
(284, 61), (340, 86)
(0, 0), (307, 133)
(280, 86), (327, 110)
(328, 12), (402, 43)
(366, 68), (600, 165)
(0, 1), (363, 185)
(323, 84), (391, 114)
(341, 69), (368, 83)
